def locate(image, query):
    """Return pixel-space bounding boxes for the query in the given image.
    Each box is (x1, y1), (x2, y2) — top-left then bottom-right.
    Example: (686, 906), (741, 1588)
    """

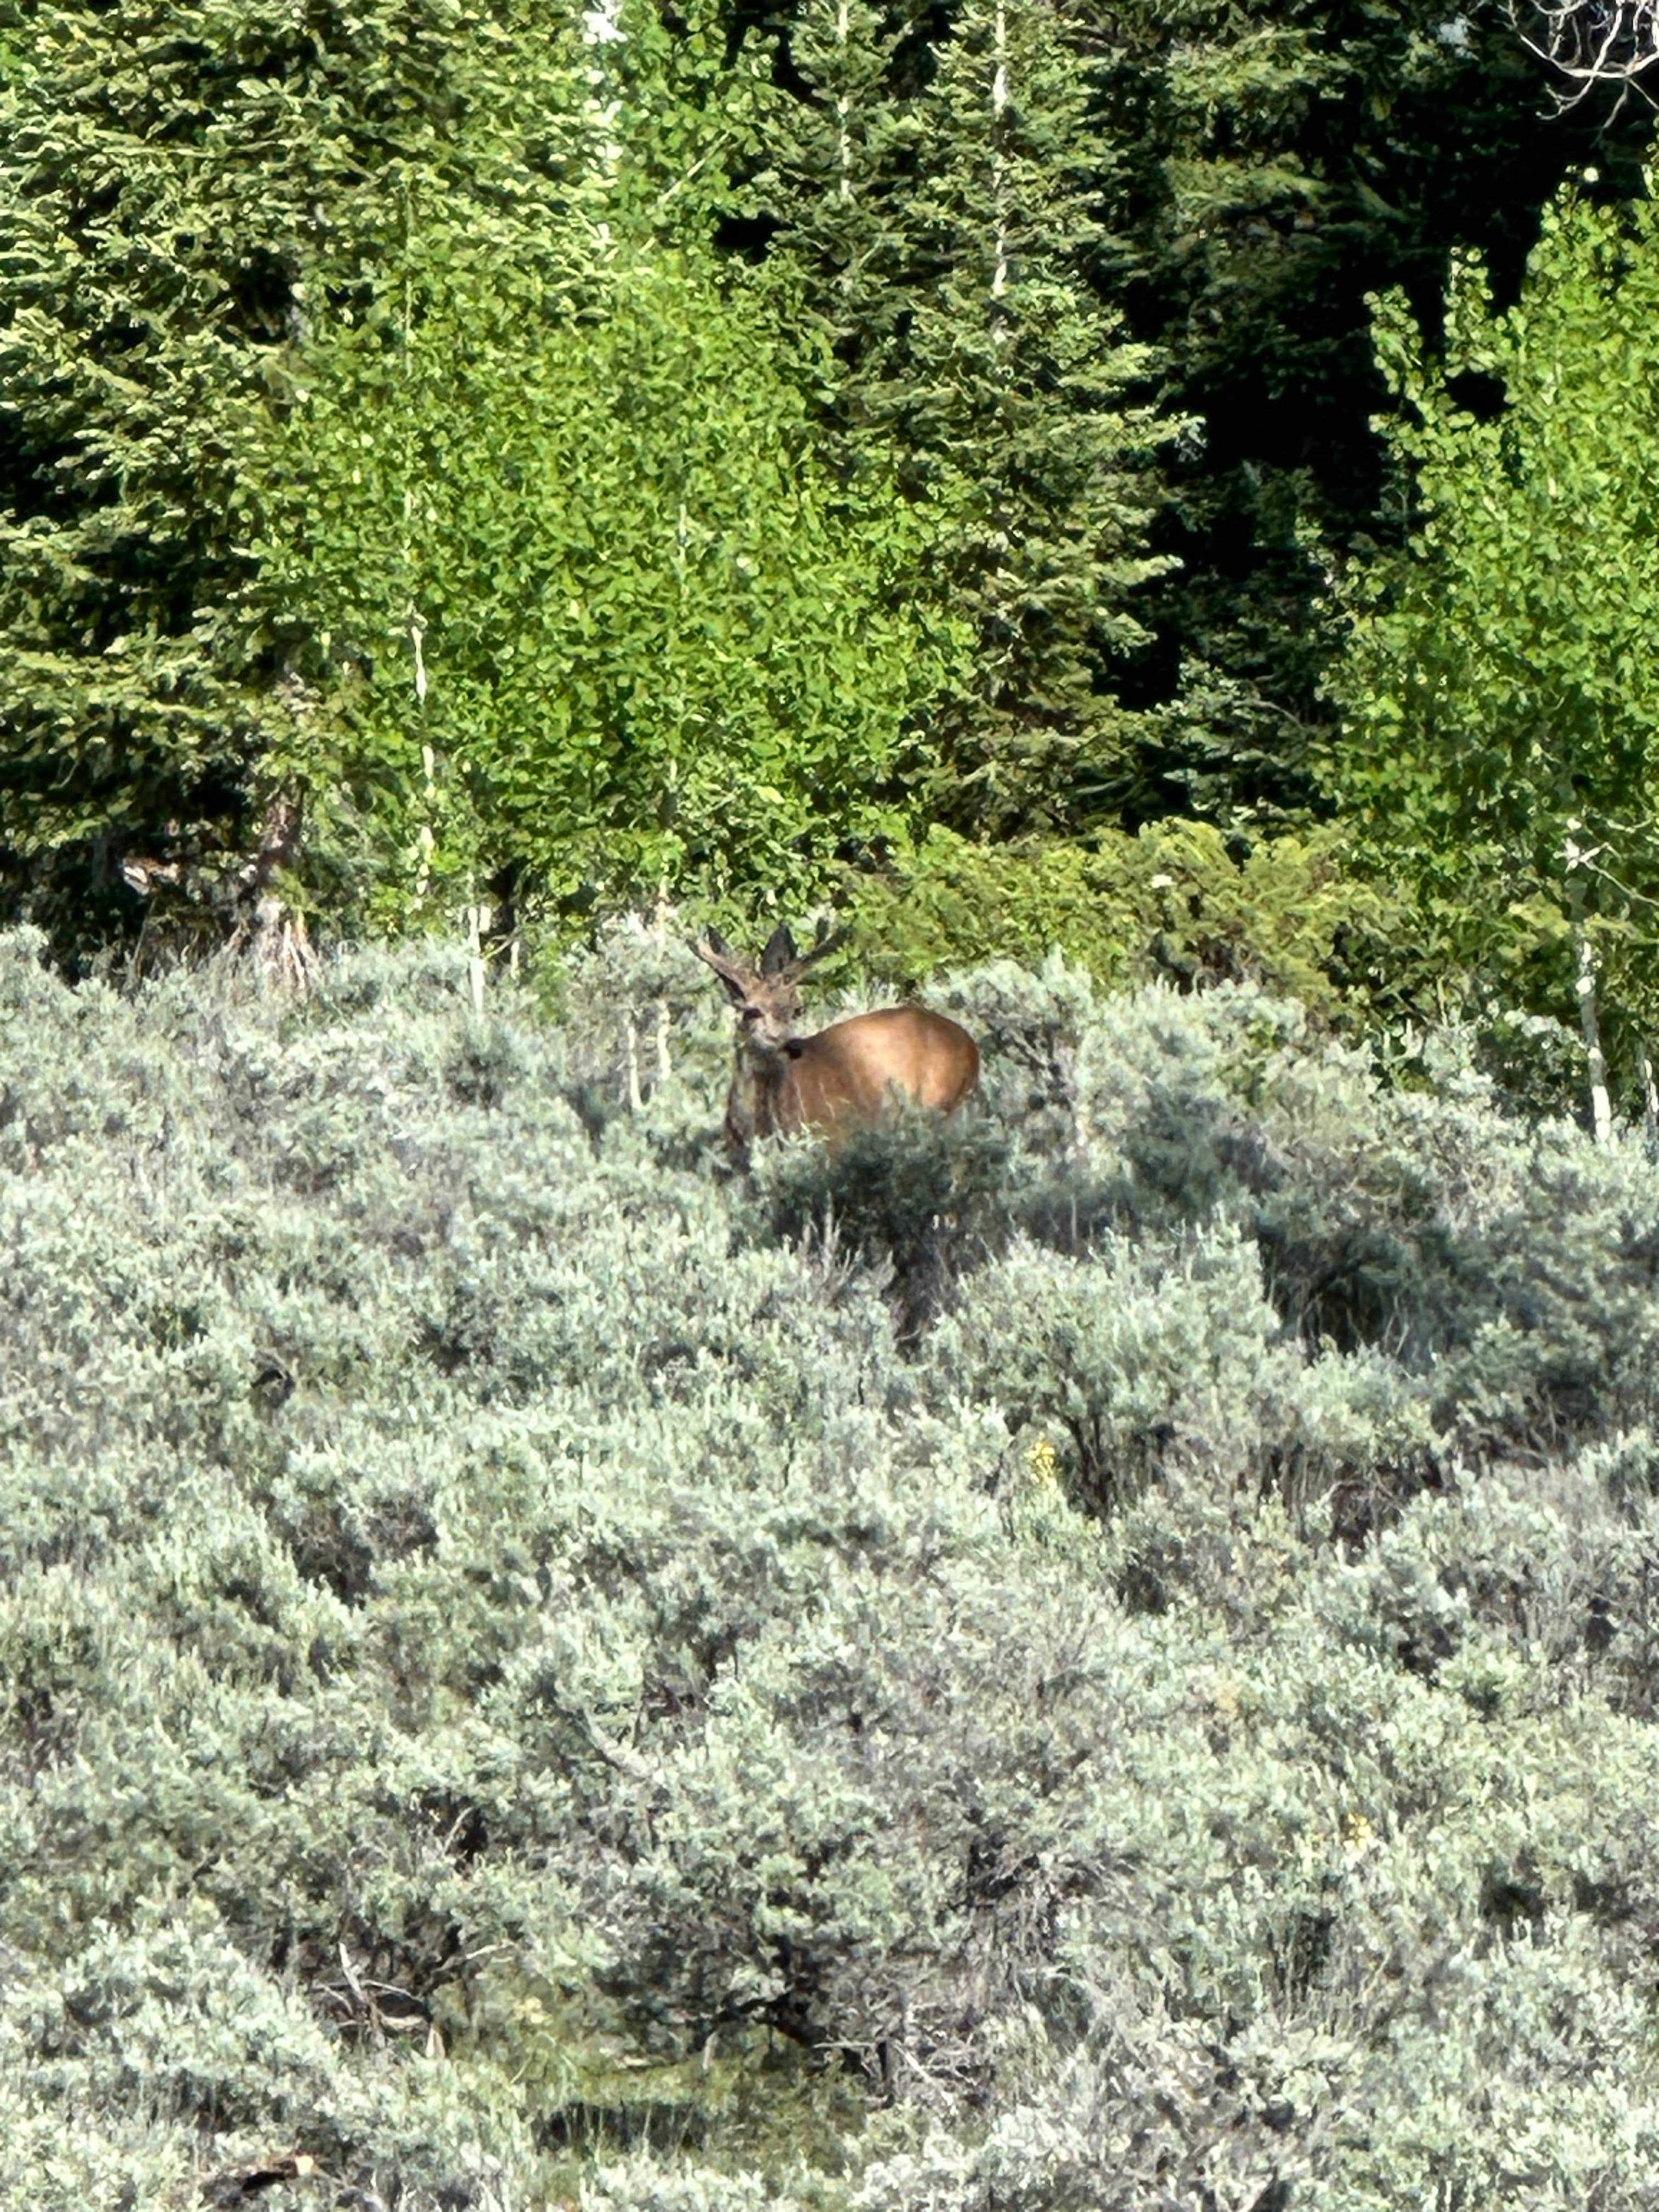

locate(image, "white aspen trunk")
(1574, 919), (1612, 1146)
(990, 0), (1009, 316)
(836, 0), (853, 202)
(624, 1012), (644, 1113)
(1641, 1043), (1658, 1152)
(401, 210), (427, 713)
(650, 888), (673, 1090)
(582, 0), (627, 178)
(413, 743), (437, 904)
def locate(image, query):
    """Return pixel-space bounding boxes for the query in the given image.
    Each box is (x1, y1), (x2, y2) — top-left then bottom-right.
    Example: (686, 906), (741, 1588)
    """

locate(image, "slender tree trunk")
(990, 0), (1009, 318)
(836, 0), (853, 202)
(467, 900), (487, 1017)
(414, 742), (437, 905)
(1573, 914), (1612, 1144)
(1641, 1044), (1658, 1153)
(242, 786), (318, 995)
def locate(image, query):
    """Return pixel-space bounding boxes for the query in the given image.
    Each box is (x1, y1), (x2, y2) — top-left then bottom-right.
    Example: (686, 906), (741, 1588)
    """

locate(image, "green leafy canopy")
(1329, 178), (1659, 1074)
(257, 234), (969, 924)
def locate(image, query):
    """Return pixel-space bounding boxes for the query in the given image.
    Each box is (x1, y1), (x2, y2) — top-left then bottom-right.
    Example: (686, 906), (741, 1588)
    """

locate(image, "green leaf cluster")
(0, 0), (1653, 1029)
(1084, 0), (1651, 826)
(1330, 182), (1659, 1086)
(258, 239), (967, 924)
(842, 817), (1401, 1018)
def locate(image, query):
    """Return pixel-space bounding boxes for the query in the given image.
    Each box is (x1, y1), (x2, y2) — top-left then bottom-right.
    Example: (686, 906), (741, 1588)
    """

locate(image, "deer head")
(692, 920), (847, 1056)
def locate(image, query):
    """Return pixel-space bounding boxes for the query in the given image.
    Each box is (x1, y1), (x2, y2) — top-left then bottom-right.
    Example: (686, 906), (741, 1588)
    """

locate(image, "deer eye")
(740, 1006), (761, 1025)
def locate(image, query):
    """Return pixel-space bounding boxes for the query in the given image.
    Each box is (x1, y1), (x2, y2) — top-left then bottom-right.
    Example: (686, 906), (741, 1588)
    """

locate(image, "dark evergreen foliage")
(1091, 0), (1652, 825)
(0, 0), (582, 951)
(750, 0), (1174, 836)
(0, 0), (1651, 1013)
(727, 0), (1653, 844)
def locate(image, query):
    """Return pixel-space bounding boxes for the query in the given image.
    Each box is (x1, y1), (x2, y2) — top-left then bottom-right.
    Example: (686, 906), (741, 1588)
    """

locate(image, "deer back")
(780, 1006), (979, 1137)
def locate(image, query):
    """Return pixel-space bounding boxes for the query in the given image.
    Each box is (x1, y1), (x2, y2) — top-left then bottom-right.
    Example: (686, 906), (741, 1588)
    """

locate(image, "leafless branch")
(1505, 0), (1659, 100)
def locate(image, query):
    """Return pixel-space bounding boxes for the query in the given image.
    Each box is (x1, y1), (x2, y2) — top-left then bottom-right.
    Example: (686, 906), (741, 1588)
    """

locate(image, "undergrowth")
(1, 921), (1657, 2209)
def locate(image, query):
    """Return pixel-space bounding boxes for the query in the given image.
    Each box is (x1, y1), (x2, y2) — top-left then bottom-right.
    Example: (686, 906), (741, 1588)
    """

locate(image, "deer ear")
(760, 924), (798, 977)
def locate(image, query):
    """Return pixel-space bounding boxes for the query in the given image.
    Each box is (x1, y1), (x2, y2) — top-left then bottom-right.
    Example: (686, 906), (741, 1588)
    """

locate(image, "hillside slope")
(2, 926), (1657, 2209)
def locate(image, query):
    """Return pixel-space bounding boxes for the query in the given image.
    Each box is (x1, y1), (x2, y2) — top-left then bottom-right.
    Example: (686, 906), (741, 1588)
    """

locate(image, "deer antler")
(693, 918), (847, 989)
(692, 931), (752, 997)
(793, 918), (848, 972)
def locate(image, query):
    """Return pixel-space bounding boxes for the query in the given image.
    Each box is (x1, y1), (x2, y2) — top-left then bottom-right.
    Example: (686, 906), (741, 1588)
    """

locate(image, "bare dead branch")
(1504, 0), (1659, 100)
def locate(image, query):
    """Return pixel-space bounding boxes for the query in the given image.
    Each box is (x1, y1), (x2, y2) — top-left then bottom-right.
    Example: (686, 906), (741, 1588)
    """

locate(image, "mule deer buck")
(693, 921), (979, 1166)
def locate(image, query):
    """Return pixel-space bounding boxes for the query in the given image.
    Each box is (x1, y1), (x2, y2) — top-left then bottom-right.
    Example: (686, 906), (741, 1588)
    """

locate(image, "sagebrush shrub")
(3, 925), (1659, 2209)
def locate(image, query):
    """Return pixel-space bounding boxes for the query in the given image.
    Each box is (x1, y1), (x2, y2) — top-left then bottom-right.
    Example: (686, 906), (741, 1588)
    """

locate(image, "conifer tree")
(0, 0), (589, 951)
(755, 0), (1174, 836)
(748, 0), (915, 410)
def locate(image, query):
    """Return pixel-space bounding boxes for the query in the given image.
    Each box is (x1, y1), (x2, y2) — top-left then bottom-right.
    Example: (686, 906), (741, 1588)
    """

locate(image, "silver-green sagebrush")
(1, 924), (1657, 2206)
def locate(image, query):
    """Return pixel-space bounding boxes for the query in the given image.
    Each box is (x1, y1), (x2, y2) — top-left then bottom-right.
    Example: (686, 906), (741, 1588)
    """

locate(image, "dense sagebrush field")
(3, 921), (1659, 2210)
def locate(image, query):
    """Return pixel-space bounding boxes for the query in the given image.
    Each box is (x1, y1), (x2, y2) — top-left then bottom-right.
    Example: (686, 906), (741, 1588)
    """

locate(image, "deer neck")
(726, 1039), (797, 1161)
